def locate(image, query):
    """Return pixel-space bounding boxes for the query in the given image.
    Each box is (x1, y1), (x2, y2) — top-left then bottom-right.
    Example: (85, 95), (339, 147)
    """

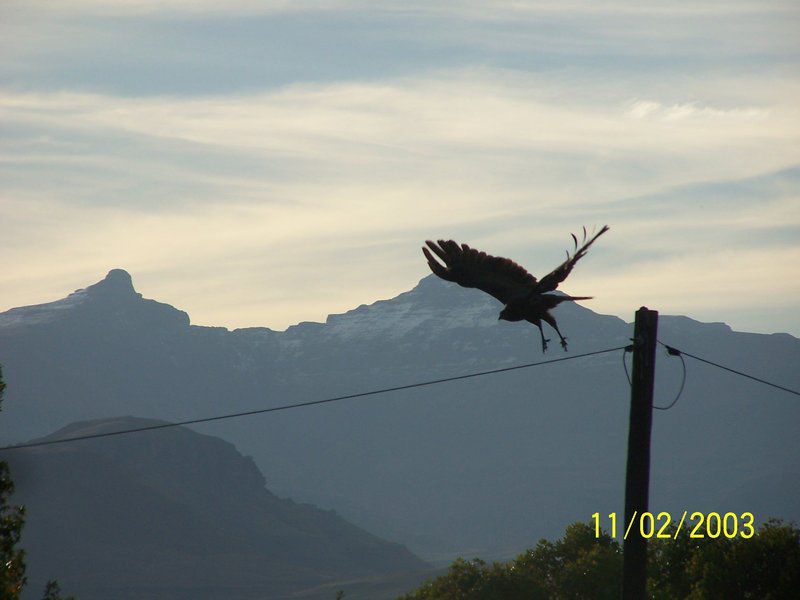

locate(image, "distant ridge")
(1, 270), (798, 563)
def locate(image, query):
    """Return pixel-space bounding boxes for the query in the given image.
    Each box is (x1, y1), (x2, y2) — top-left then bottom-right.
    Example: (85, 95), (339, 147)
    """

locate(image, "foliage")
(1, 364), (28, 600)
(645, 518), (800, 599)
(400, 519), (800, 599)
(399, 522), (620, 599)
(41, 580), (76, 600)
(1, 461), (27, 600)
(0, 364), (75, 600)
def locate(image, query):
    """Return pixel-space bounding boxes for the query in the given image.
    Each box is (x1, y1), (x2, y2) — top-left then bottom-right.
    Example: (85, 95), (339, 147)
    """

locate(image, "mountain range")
(1, 269), (799, 565)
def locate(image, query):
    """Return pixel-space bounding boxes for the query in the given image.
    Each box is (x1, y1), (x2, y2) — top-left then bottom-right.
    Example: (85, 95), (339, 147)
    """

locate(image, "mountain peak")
(82, 268), (138, 299)
(0, 269), (191, 331)
(105, 268), (133, 287)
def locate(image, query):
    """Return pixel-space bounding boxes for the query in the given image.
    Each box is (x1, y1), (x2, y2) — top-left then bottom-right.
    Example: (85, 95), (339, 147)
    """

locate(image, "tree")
(41, 580), (76, 600)
(646, 518), (800, 599)
(1, 364), (27, 599)
(401, 519), (800, 599)
(0, 364), (75, 600)
(400, 522), (619, 599)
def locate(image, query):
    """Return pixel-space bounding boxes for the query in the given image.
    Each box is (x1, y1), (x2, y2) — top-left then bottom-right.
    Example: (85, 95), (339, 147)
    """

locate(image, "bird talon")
(561, 338), (568, 351)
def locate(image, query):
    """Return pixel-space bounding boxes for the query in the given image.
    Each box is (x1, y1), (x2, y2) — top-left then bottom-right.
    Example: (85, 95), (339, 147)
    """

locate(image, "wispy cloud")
(2, 2), (799, 335)
(2, 67), (798, 333)
(3, 69), (796, 186)
(6, 1), (798, 18)
(626, 100), (768, 121)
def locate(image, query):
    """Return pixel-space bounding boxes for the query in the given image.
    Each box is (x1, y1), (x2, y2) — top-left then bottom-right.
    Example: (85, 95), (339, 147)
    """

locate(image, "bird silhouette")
(422, 226), (609, 352)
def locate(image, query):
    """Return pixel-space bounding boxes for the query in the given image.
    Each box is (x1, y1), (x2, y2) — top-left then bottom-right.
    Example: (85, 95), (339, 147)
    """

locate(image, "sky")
(2, 1), (799, 335)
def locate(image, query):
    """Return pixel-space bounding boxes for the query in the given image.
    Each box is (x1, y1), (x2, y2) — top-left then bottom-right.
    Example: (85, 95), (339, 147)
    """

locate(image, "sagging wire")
(622, 342), (633, 386)
(653, 343), (686, 411)
(620, 340), (686, 410)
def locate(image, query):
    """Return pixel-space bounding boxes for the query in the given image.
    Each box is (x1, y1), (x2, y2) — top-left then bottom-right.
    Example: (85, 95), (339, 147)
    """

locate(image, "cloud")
(5, 1), (797, 18)
(586, 244), (800, 328)
(1, 66), (799, 334)
(3, 0), (796, 101)
(1, 0), (799, 336)
(627, 100), (768, 121)
(2, 69), (798, 199)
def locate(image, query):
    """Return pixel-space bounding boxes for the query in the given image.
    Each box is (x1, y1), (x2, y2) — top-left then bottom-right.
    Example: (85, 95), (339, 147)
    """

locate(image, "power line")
(621, 344), (633, 385)
(657, 341), (800, 398)
(0, 345), (628, 452)
(652, 346), (686, 411)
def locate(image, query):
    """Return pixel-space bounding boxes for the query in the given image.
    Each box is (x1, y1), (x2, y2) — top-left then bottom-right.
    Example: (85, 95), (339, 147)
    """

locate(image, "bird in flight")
(422, 226), (609, 352)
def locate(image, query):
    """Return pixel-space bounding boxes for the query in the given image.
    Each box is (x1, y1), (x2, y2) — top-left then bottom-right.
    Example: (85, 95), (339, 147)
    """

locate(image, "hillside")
(5, 417), (427, 600)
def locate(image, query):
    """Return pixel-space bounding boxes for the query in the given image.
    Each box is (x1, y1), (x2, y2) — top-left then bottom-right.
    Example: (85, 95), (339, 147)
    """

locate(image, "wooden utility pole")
(622, 307), (658, 600)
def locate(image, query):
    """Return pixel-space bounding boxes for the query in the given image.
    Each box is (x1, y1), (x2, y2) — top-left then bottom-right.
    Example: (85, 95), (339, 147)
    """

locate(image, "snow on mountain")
(0, 289), (89, 328)
(0, 269), (146, 328)
(315, 277), (501, 341)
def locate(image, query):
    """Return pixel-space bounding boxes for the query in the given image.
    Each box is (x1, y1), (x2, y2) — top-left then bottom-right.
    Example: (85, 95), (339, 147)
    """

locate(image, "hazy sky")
(2, 1), (799, 335)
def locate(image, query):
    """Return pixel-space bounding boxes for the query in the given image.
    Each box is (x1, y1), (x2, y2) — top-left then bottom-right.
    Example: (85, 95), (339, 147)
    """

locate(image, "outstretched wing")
(538, 225), (609, 292)
(422, 239), (537, 304)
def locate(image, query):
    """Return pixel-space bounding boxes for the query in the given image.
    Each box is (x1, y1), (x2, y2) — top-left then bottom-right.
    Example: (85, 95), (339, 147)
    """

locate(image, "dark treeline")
(400, 519), (800, 599)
